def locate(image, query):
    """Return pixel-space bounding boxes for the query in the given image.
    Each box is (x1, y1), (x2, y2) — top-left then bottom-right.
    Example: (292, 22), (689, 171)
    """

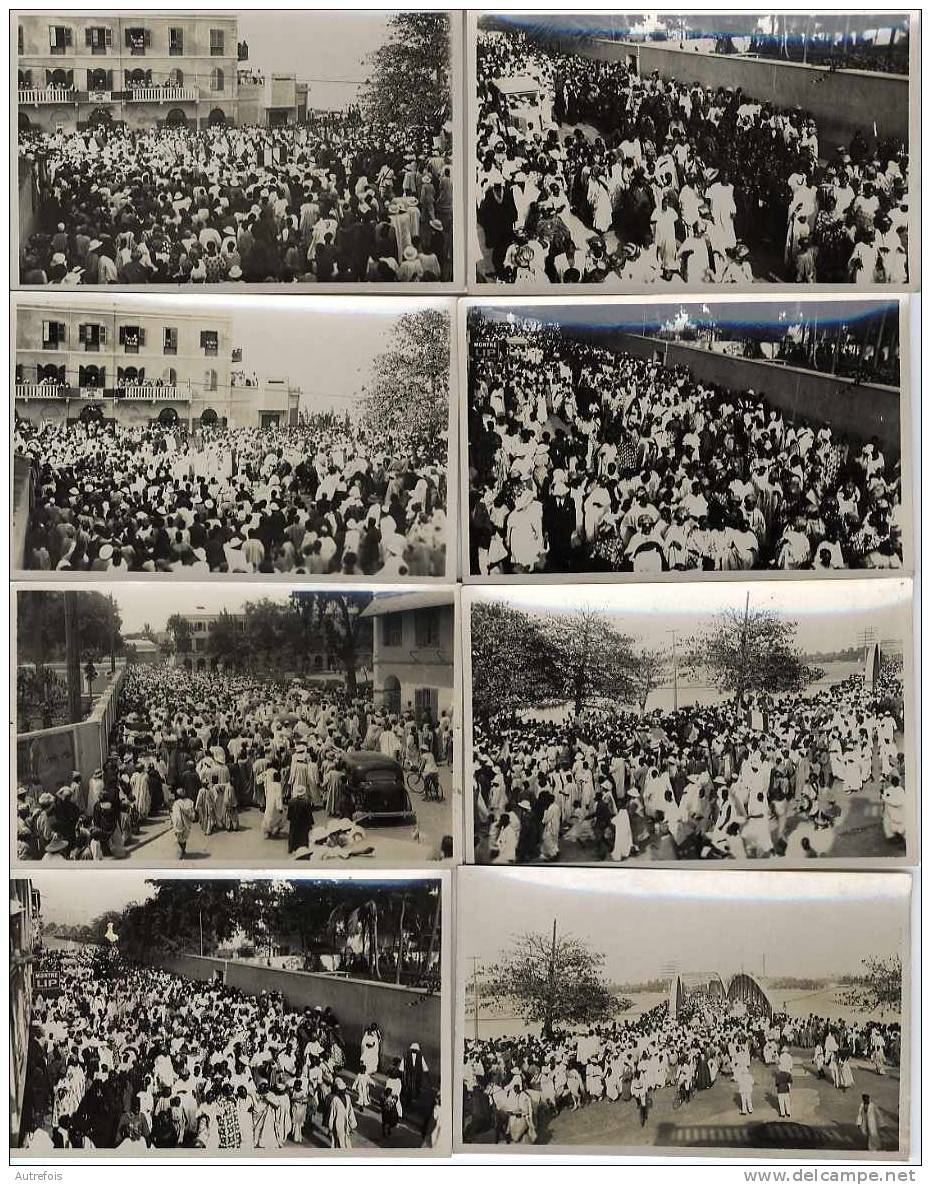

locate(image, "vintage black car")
(342, 751), (417, 826)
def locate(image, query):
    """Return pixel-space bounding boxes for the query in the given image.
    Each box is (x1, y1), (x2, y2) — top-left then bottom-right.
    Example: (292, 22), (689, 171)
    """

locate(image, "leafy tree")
(290, 592), (373, 695)
(482, 930), (621, 1039)
(205, 610), (245, 671)
(470, 601), (560, 720)
(165, 614), (193, 657)
(685, 604), (823, 703)
(360, 309), (450, 453)
(545, 608), (639, 717)
(840, 955), (902, 1015)
(632, 645), (669, 714)
(360, 12), (451, 131)
(17, 591), (123, 666)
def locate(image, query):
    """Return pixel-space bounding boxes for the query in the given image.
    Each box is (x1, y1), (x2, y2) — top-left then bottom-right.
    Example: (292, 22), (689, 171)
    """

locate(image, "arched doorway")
(78, 404), (105, 426)
(383, 675), (401, 715)
(200, 407), (219, 427)
(208, 107), (226, 126)
(165, 107), (187, 126)
(157, 406), (180, 427)
(17, 112), (32, 132)
(87, 106), (112, 128)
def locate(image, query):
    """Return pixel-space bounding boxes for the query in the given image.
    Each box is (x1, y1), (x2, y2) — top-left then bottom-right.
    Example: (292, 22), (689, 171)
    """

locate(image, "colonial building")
(236, 68), (309, 126)
(362, 592), (455, 723)
(14, 301), (235, 428)
(10, 879), (42, 1146)
(16, 12), (239, 133)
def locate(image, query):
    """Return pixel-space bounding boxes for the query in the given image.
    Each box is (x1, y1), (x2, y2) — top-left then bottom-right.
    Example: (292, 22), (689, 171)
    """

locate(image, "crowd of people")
(21, 951), (440, 1150)
(462, 996), (899, 1150)
(472, 657), (906, 864)
(17, 665), (454, 863)
(467, 319), (903, 574)
(15, 416), (449, 577)
(19, 117), (454, 284)
(475, 28), (910, 286)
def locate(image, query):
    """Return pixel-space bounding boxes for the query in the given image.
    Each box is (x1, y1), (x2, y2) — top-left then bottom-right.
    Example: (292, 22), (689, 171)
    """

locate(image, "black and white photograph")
(464, 580), (912, 866)
(463, 297), (909, 578)
(15, 10), (459, 287)
(456, 867), (910, 1156)
(471, 12), (916, 289)
(13, 294), (456, 579)
(14, 584), (459, 867)
(11, 871), (450, 1154)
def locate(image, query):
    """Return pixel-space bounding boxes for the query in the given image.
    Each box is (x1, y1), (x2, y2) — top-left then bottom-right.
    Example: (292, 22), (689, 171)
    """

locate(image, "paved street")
(123, 764), (455, 866)
(468, 1055), (901, 1152)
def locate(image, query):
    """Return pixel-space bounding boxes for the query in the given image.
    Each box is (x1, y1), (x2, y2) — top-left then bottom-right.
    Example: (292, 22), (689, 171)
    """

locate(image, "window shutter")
(48, 26), (56, 48)
(200, 331), (207, 348)
(78, 323), (87, 343)
(57, 322), (66, 343)
(138, 328), (146, 346)
(43, 320), (51, 343)
(99, 324), (107, 345)
(118, 326), (126, 345)
(64, 27), (73, 47)
(85, 28), (93, 47)
(105, 27), (112, 48)
(143, 28), (151, 47)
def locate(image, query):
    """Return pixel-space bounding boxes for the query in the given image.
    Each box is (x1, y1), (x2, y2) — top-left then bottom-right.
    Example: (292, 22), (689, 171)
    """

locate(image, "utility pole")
(63, 591), (81, 724)
(108, 593), (116, 674)
(665, 629), (679, 711)
(471, 956), (481, 1039)
(543, 917), (558, 1040)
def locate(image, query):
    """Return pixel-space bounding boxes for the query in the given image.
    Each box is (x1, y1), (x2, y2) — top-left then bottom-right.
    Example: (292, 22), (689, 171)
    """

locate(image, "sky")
(459, 868), (909, 981)
(474, 298), (899, 342)
(28, 873), (156, 926)
(237, 11), (392, 104)
(469, 579), (910, 656)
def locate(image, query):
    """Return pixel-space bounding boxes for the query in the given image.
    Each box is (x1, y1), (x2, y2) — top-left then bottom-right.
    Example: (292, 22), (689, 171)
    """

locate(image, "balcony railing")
(122, 384), (189, 401)
(15, 384), (67, 399)
(15, 383), (191, 402)
(18, 88), (78, 105)
(125, 86), (198, 102)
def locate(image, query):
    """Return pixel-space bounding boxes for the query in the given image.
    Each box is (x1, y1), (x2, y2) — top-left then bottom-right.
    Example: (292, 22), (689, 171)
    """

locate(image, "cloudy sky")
(469, 579), (910, 656)
(459, 868), (910, 982)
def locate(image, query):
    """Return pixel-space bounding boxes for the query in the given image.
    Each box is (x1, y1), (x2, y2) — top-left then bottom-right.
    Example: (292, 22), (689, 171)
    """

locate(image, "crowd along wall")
(555, 37), (910, 149)
(16, 667), (126, 791)
(149, 952), (442, 1073)
(599, 331), (901, 456)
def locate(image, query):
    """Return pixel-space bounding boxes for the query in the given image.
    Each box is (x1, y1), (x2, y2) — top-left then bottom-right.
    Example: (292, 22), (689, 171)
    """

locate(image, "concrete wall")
(560, 37), (909, 149)
(16, 666), (126, 791)
(149, 952), (441, 1071)
(598, 332), (901, 456)
(18, 159), (38, 252)
(12, 454), (33, 569)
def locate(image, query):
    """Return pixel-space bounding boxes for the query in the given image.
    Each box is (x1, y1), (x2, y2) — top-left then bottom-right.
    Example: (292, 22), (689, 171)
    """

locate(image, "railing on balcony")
(122, 384), (189, 401)
(125, 86), (198, 102)
(15, 383), (191, 402)
(18, 88), (78, 105)
(15, 384), (68, 400)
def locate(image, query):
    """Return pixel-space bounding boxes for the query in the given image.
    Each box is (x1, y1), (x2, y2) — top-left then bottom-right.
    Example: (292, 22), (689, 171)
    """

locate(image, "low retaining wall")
(552, 35), (910, 149)
(16, 667), (126, 791)
(597, 332), (901, 456)
(149, 952), (441, 1071)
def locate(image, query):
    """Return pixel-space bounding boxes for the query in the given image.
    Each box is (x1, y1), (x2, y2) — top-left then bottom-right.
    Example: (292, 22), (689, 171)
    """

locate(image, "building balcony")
(121, 384), (190, 401)
(124, 86), (199, 103)
(15, 384), (191, 402)
(18, 87), (81, 105)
